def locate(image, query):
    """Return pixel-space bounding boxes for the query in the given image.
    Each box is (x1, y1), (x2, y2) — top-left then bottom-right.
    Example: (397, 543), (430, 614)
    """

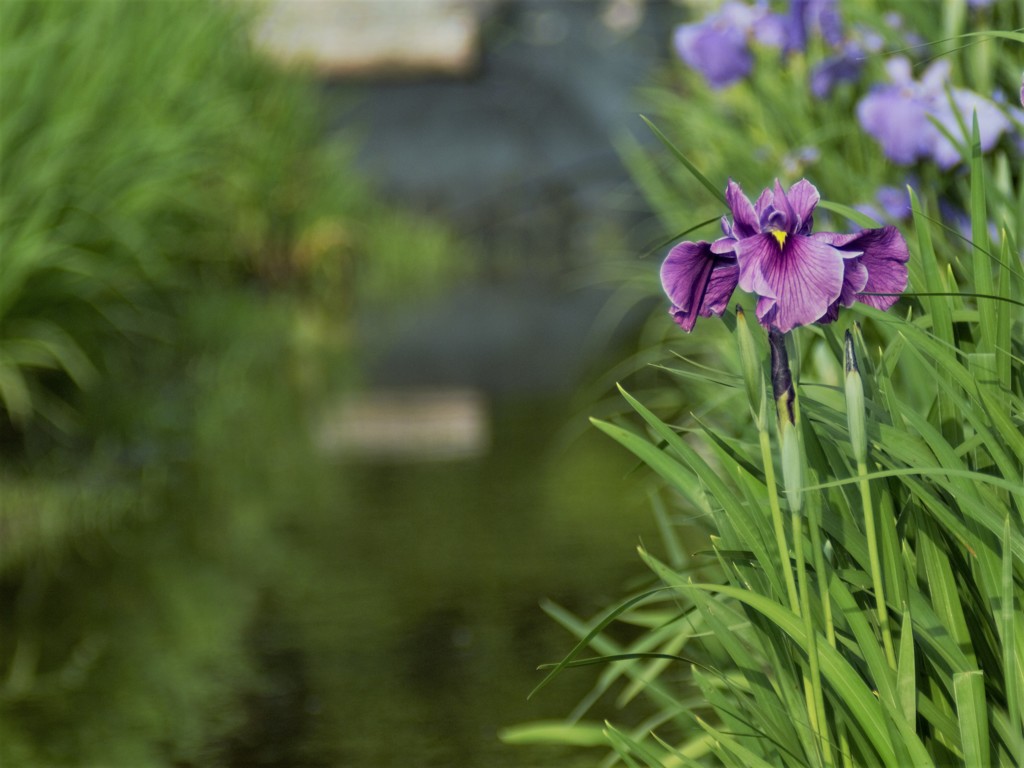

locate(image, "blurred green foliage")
(0, 288), (319, 766)
(0, 0), (466, 435)
(0, 0), (470, 763)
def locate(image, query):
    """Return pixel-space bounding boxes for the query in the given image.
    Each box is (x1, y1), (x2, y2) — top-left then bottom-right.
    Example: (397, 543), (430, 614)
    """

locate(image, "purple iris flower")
(811, 42), (864, 98)
(673, 1), (777, 88)
(857, 57), (1012, 168)
(662, 179), (909, 334)
(782, 0), (843, 53)
(854, 185), (913, 226)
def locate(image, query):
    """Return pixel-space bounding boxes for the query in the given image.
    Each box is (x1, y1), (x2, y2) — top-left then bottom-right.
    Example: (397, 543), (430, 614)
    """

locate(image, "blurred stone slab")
(314, 388), (489, 461)
(251, 0), (485, 77)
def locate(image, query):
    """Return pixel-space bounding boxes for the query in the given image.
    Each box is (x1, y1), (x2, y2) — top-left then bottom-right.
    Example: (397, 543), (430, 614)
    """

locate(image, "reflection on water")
(1, 2), (678, 761)
(226, 398), (657, 767)
(1, 298), (659, 766)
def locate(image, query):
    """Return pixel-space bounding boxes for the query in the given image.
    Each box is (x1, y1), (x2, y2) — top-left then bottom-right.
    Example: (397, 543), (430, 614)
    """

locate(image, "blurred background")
(0, 1), (683, 765)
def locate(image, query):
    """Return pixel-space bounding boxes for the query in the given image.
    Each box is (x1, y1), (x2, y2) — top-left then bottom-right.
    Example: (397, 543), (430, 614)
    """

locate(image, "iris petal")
(785, 179), (820, 233)
(817, 225), (909, 310)
(726, 180), (759, 238)
(661, 241), (739, 331)
(737, 233), (845, 333)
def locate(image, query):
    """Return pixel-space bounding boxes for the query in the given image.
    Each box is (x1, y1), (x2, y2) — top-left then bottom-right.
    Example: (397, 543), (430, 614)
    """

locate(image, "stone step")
(313, 388), (489, 461)
(250, 0), (486, 77)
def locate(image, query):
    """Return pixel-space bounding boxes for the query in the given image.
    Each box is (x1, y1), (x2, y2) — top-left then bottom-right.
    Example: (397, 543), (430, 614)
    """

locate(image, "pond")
(224, 397), (662, 767)
(1, 3), (682, 765)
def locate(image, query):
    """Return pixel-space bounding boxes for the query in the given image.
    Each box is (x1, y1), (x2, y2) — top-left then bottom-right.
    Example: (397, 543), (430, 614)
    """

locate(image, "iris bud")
(844, 329), (867, 465)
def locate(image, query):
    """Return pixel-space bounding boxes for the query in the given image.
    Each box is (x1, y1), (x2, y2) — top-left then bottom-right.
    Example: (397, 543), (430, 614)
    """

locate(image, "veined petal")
(849, 226), (909, 309)
(726, 180), (759, 238)
(771, 179), (796, 231)
(811, 230), (865, 255)
(818, 225), (908, 309)
(711, 236), (738, 255)
(785, 179), (820, 234)
(736, 233), (845, 332)
(703, 261), (741, 316)
(835, 257), (869, 310)
(661, 241), (738, 331)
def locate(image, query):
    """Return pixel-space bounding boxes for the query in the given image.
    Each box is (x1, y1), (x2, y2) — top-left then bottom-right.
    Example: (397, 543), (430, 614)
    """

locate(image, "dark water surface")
(3, 3), (683, 765)
(243, 5), (679, 763)
(226, 399), (659, 767)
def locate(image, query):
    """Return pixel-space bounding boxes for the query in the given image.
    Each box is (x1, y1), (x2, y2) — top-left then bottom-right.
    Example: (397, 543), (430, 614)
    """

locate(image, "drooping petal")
(736, 233), (846, 332)
(847, 226), (909, 309)
(711, 235), (739, 255)
(661, 241), (739, 331)
(703, 260), (741, 316)
(825, 256), (869, 317)
(815, 225), (909, 310)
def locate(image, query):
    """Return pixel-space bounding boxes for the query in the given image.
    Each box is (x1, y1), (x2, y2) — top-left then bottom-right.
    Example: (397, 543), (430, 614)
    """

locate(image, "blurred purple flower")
(783, 0), (843, 53)
(673, 2), (762, 88)
(853, 185), (912, 226)
(662, 179), (909, 333)
(782, 145), (820, 175)
(876, 185), (912, 220)
(857, 57), (1012, 168)
(811, 42), (864, 98)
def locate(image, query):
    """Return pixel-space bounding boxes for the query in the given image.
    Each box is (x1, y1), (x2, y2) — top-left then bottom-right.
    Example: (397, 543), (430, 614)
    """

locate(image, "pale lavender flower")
(662, 179), (909, 333)
(876, 186), (912, 220)
(673, 2), (763, 89)
(857, 57), (1011, 168)
(783, 0), (843, 53)
(811, 42), (864, 98)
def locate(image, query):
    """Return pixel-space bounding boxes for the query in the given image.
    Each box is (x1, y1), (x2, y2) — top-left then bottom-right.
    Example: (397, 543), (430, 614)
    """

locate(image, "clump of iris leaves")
(504, 2), (1023, 767)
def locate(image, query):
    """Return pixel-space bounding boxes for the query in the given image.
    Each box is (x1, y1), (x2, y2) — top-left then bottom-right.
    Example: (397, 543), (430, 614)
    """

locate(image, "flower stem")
(771, 329), (832, 766)
(845, 330), (896, 670)
(794, 508), (833, 768)
(807, 478), (845, 765)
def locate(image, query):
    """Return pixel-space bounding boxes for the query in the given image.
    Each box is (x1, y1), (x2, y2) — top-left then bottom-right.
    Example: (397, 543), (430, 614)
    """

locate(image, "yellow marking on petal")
(771, 230), (787, 249)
